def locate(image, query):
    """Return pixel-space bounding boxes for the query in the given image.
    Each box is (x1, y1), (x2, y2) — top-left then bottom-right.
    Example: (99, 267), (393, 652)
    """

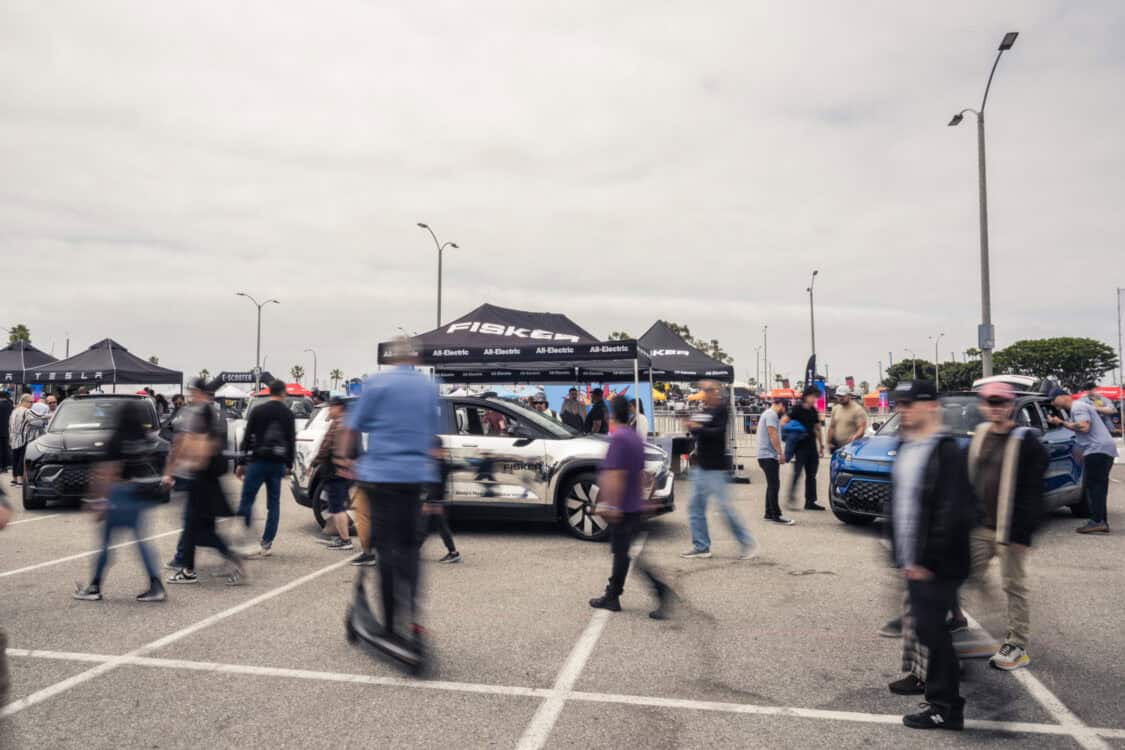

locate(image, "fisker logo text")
(446, 322), (580, 343)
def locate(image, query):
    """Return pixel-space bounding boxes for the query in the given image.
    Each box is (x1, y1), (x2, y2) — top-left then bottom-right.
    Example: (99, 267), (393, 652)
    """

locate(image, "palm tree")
(199, 368), (210, 382)
(148, 355), (160, 365)
(290, 364), (305, 384)
(8, 324), (30, 345)
(329, 368), (344, 390)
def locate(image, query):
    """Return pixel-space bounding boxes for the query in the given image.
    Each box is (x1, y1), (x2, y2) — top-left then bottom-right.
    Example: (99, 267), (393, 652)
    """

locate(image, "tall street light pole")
(949, 31), (1019, 378)
(236, 292), (280, 392)
(904, 347), (917, 380)
(806, 270), (819, 357)
(417, 223), (459, 328)
(762, 325), (768, 393)
(1117, 287), (1124, 435)
(303, 348), (318, 390)
(929, 332), (945, 391)
(754, 345), (762, 389)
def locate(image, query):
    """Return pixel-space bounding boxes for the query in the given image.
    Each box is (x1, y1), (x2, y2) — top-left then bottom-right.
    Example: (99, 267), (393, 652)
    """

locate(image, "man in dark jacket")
(887, 380), (973, 731)
(782, 386), (826, 510)
(961, 381), (1046, 671)
(0, 391), (11, 474)
(236, 380), (296, 558)
(584, 388), (608, 435)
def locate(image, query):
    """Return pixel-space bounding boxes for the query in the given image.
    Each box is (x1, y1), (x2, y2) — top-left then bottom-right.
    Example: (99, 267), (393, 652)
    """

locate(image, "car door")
(1028, 400), (1082, 508)
(445, 402), (549, 505)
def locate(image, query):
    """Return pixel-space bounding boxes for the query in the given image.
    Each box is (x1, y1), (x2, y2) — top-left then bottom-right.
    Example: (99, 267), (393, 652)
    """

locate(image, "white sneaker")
(990, 643), (1030, 671)
(739, 540), (761, 560)
(243, 544), (272, 559)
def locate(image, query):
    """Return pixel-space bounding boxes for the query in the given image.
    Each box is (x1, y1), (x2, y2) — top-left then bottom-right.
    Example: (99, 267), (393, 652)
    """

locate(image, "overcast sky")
(2, 1), (1122, 390)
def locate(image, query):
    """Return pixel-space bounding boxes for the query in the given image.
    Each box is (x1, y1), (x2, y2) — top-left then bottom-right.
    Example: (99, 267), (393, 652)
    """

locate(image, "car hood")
(36, 430), (115, 452)
(836, 435), (898, 472)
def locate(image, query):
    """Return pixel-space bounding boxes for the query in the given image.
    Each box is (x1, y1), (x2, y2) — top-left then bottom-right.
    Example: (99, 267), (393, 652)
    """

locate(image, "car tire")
(22, 481), (46, 511)
(1068, 497), (1091, 518)
(830, 505), (876, 526)
(560, 471), (609, 541)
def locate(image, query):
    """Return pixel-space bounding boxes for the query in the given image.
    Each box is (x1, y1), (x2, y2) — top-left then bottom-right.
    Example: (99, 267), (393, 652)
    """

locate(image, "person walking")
(782, 386), (825, 511)
(826, 386), (867, 453)
(236, 379), (296, 557)
(166, 379), (244, 586)
(1047, 386), (1118, 534)
(584, 388), (609, 435)
(423, 436), (461, 563)
(8, 394), (33, 486)
(72, 397), (168, 602)
(589, 395), (672, 618)
(886, 380), (974, 731)
(681, 380), (759, 560)
(630, 398), (649, 438)
(757, 399), (794, 525)
(337, 340), (439, 646)
(312, 396), (353, 551)
(560, 388), (587, 432)
(958, 382), (1047, 671)
(0, 391), (13, 475)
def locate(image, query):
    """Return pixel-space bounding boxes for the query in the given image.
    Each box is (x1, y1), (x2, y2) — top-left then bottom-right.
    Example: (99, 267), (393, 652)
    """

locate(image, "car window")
(1017, 403), (1045, 430)
(456, 405), (510, 436)
(306, 405), (329, 431)
(49, 398), (156, 432)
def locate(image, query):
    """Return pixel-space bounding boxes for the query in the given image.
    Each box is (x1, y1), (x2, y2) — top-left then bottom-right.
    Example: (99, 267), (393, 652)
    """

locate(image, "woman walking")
(8, 395), (33, 486)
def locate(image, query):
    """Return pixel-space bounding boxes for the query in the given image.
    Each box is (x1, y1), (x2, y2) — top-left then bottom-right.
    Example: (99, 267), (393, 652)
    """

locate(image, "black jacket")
(692, 404), (730, 471)
(0, 399), (11, 439)
(888, 435), (974, 582)
(239, 399), (296, 467)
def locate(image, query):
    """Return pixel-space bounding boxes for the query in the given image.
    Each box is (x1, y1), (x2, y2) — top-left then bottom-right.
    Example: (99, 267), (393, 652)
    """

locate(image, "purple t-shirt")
(600, 426), (646, 513)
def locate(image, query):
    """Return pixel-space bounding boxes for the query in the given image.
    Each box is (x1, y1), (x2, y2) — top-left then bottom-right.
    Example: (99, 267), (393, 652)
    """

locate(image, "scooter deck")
(346, 573), (428, 675)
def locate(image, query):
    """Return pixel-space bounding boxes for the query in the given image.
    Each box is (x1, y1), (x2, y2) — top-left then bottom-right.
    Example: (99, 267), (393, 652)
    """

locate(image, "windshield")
(876, 396), (981, 438)
(49, 398), (157, 432)
(245, 396), (314, 420)
(486, 398), (577, 438)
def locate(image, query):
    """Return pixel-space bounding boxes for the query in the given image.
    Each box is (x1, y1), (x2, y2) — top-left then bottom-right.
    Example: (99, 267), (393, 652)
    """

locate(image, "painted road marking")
(0, 527), (184, 579)
(6, 513), (61, 526)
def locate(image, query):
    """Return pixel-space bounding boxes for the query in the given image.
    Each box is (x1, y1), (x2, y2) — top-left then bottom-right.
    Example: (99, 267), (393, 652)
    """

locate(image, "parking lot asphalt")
(2, 465), (1123, 749)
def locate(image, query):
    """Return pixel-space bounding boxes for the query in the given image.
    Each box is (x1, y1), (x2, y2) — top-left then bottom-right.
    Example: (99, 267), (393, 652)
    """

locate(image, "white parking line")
(6, 513), (61, 526)
(0, 555), (355, 719)
(7, 647), (1125, 741)
(515, 533), (646, 750)
(0, 527), (184, 580)
(962, 611), (1111, 750)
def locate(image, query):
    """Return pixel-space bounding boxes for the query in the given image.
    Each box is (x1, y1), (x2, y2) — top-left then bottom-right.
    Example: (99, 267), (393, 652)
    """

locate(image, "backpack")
(255, 418), (289, 461)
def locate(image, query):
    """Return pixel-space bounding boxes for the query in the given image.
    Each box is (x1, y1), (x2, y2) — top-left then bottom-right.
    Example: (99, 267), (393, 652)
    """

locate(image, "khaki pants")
(970, 528), (1030, 649)
(350, 485), (372, 554)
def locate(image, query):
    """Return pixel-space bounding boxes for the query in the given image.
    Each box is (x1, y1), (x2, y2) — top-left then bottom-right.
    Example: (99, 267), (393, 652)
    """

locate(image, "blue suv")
(828, 393), (1086, 525)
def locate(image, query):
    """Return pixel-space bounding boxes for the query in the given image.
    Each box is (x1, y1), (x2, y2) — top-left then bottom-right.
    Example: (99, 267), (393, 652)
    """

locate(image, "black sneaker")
(72, 583), (103, 601)
(804, 503), (827, 511)
(589, 593), (621, 612)
(326, 538), (355, 551)
(947, 615), (969, 633)
(164, 558), (185, 571)
(888, 675), (925, 695)
(137, 581), (167, 602)
(770, 515), (796, 525)
(902, 703), (963, 731)
(438, 551), (462, 564)
(649, 583), (674, 620)
(350, 553), (377, 567)
(167, 569), (199, 584)
(878, 617), (903, 638)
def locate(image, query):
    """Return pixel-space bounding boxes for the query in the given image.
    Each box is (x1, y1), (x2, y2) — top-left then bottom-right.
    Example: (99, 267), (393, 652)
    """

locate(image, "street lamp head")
(449, 242), (459, 249)
(266, 299), (280, 306)
(948, 113), (964, 127)
(999, 32), (1019, 51)
(236, 291), (248, 298)
(416, 222), (429, 229)
(812, 269), (819, 277)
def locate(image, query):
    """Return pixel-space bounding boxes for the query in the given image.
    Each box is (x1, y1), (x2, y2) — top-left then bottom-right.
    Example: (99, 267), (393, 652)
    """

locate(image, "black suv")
(22, 394), (170, 509)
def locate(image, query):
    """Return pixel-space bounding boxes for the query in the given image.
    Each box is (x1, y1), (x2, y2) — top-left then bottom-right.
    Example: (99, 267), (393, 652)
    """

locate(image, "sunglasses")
(982, 397), (1013, 407)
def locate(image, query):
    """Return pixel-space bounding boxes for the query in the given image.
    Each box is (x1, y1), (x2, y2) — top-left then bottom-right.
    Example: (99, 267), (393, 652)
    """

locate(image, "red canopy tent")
(768, 388), (798, 400)
(253, 383), (313, 397)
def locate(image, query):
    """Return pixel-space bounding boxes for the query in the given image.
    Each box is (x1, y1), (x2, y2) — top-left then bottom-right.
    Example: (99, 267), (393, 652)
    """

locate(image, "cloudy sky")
(2, 1), (1122, 390)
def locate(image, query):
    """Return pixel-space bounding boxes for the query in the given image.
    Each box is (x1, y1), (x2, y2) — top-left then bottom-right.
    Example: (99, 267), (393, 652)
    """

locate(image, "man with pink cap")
(963, 381), (1047, 671)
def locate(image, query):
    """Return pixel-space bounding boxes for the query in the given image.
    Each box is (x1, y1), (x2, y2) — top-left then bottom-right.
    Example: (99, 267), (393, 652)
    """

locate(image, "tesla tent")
(637, 321), (734, 382)
(26, 339), (183, 388)
(0, 342), (57, 385)
(377, 303), (650, 383)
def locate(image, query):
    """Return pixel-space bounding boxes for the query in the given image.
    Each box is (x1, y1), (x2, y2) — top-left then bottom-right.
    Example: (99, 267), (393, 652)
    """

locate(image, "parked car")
(21, 394), (170, 509)
(292, 395), (674, 541)
(228, 395), (315, 460)
(828, 392), (1086, 526)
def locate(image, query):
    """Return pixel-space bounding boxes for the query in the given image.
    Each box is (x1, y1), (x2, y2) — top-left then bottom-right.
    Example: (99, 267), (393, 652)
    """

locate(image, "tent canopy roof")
(637, 321), (734, 382)
(26, 338), (183, 385)
(0, 341), (57, 384)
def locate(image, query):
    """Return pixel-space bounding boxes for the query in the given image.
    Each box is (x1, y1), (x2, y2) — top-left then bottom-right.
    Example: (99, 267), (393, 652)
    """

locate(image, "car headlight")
(838, 450), (853, 462)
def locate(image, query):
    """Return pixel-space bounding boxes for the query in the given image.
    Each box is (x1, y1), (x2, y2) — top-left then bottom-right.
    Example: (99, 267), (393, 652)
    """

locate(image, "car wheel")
(1069, 497), (1091, 518)
(830, 505), (876, 526)
(22, 481), (46, 511)
(561, 472), (609, 541)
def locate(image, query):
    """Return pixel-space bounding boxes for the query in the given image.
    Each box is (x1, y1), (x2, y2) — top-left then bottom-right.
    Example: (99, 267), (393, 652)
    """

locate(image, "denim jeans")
(238, 461), (285, 545)
(687, 468), (752, 552)
(91, 483), (159, 585)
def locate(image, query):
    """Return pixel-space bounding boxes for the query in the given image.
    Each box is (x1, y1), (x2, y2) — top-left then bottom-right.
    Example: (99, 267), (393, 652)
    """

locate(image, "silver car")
(292, 396), (675, 541)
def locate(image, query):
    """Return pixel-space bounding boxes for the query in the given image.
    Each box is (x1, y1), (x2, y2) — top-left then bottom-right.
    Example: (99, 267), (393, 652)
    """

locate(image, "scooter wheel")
(345, 613), (358, 644)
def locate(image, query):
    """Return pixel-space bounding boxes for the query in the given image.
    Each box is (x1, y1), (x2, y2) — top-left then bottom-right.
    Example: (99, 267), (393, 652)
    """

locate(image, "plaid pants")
(900, 589), (929, 681)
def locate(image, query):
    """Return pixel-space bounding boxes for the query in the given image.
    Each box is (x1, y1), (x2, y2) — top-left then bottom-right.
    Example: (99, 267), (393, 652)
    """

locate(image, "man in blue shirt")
(1048, 387), (1118, 534)
(339, 341), (440, 643)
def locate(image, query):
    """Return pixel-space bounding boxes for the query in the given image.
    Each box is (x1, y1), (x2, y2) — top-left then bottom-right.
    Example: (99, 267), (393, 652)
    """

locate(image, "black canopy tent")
(377, 303), (652, 385)
(0, 341), (57, 385)
(26, 338), (183, 389)
(637, 321), (735, 382)
(206, 370), (277, 391)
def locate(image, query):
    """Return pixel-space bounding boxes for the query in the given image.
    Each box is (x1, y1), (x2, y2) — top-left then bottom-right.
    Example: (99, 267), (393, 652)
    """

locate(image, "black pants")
(758, 458), (781, 518)
(11, 446), (25, 480)
(0, 436), (9, 472)
(363, 482), (423, 635)
(421, 512), (456, 553)
(1084, 453), (1114, 524)
(182, 475), (236, 570)
(908, 578), (964, 714)
(607, 512), (665, 599)
(789, 441), (819, 506)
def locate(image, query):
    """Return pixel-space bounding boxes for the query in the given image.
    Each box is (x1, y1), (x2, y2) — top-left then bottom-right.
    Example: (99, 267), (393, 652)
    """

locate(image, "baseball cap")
(188, 377), (212, 394)
(892, 380), (938, 404)
(328, 395), (348, 407)
(835, 386), (851, 398)
(1045, 384), (1069, 401)
(977, 382), (1015, 402)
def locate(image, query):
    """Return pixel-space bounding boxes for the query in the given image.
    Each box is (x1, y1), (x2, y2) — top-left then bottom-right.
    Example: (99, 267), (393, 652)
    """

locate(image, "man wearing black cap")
(783, 386), (826, 511)
(887, 380), (974, 731)
(584, 388), (608, 435)
(1047, 386), (1118, 534)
